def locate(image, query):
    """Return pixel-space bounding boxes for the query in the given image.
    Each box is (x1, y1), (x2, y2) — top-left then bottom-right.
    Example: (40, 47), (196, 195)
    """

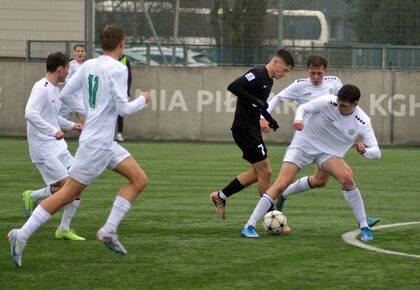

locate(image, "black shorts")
(232, 128), (268, 164)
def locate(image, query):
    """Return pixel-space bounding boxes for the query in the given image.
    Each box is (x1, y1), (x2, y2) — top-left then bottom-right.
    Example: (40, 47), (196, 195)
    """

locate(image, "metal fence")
(25, 40), (420, 69)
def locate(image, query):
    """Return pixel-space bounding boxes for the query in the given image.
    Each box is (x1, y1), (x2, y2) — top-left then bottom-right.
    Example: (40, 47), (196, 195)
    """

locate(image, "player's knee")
(133, 174), (148, 192)
(311, 176), (328, 188)
(259, 167), (272, 180)
(339, 174), (354, 188)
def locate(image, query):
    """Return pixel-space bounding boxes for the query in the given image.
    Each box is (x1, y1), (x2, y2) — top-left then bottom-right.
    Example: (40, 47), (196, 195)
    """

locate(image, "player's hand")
(73, 123), (83, 133)
(268, 119), (279, 131)
(55, 130), (64, 140)
(140, 91), (151, 103)
(260, 119), (271, 133)
(293, 120), (304, 131)
(260, 110), (279, 132)
(355, 140), (366, 154)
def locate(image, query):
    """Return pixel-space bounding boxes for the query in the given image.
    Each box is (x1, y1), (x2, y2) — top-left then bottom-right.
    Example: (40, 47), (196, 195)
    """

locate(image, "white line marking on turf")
(342, 221), (420, 259)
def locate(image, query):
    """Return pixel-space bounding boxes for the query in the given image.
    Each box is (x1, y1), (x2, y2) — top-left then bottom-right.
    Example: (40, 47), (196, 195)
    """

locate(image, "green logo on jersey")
(88, 74), (99, 108)
(349, 129), (355, 135)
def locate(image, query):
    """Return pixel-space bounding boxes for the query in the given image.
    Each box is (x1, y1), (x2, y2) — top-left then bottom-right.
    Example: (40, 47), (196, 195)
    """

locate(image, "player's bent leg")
(97, 156), (147, 255)
(323, 158), (377, 229)
(277, 168), (330, 210)
(237, 169), (259, 188)
(40, 178), (86, 215)
(113, 156), (148, 202)
(267, 162), (300, 200)
(252, 159), (272, 195)
(211, 169), (258, 219)
(309, 167), (330, 188)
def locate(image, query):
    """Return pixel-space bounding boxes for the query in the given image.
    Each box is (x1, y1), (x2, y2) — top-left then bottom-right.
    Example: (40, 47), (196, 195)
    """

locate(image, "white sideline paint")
(342, 221), (420, 259)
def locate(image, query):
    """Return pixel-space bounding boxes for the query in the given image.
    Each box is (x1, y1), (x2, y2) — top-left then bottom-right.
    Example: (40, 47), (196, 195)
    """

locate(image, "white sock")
(58, 199), (80, 231)
(282, 176), (311, 198)
(102, 196), (132, 234)
(245, 193), (273, 228)
(30, 186), (53, 202)
(343, 187), (368, 228)
(218, 190), (227, 200)
(18, 206), (51, 241)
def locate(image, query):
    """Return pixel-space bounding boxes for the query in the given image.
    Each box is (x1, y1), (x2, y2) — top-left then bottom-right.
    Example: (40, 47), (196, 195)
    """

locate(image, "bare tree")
(211, 0), (268, 65)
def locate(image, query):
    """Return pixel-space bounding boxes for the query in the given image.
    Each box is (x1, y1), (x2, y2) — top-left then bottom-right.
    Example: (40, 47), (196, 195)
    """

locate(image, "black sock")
(222, 178), (245, 198)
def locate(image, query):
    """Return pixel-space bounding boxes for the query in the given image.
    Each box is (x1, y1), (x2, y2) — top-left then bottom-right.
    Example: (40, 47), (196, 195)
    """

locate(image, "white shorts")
(69, 142), (131, 185)
(283, 147), (332, 170)
(35, 151), (73, 185)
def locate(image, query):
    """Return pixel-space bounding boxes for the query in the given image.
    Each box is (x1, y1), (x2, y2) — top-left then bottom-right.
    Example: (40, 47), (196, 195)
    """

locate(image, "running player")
(8, 24), (151, 267)
(22, 51), (85, 241)
(210, 49), (294, 219)
(241, 84), (381, 241)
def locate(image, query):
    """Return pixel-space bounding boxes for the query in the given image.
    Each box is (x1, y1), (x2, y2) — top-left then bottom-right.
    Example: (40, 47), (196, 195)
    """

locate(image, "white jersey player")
(261, 55), (343, 130)
(260, 55), (380, 228)
(59, 43), (86, 123)
(22, 52), (85, 241)
(242, 84), (380, 241)
(8, 25), (151, 267)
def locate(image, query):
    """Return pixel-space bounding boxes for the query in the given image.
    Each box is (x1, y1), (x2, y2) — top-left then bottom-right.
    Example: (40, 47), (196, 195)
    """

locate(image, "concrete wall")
(1, 61), (420, 145)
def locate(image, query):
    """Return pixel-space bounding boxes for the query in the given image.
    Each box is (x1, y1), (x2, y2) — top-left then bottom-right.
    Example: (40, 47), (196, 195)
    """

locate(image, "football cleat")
(367, 216), (380, 227)
(55, 229), (86, 241)
(241, 225), (260, 238)
(275, 194), (287, 212)
(210, 191), (226, 219)
(22, 190), (37, 218)
(8, 229), (27, 268)
(96, 228), (127, 255)
(360, 227), (373, 241)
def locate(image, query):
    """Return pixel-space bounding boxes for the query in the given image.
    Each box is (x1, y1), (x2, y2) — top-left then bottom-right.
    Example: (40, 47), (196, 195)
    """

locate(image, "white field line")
(342, 221), (420, 259)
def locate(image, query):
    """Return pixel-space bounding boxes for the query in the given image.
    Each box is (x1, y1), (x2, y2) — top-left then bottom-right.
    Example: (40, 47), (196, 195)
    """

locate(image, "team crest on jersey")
(349, 129), (355, 135)
(329, 88), (334, 94)
(245, 72), (255, 81)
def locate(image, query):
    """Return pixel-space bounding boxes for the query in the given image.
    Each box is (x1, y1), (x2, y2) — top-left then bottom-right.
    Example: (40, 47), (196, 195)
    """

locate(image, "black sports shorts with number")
(232, 127), (268, 164)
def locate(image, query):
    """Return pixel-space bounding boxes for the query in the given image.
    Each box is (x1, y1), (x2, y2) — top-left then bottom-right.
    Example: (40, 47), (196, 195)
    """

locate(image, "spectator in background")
(116, 54), (132, 142)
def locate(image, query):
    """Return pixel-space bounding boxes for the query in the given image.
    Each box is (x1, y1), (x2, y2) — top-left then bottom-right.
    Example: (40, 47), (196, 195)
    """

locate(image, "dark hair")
(100, 24), (125, 51)
(337, 84), (361, 103)
(46, 52), (68, 73)
(275, 48), (295, 68)
(73, 43), (85, 51)
(307, 55), (327, 68)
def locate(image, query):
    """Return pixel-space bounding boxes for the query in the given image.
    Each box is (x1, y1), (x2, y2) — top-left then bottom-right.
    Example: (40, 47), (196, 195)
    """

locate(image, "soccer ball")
(262, 210), (288, 235)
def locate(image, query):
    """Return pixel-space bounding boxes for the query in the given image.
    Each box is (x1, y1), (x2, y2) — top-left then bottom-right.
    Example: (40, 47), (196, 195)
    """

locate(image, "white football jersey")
(67, 60), (82, 81)
(267, 76), (343, 113)
(59, 55), (147, 149)
(25, 78), (75, 162)
(291, 95), (379, 158)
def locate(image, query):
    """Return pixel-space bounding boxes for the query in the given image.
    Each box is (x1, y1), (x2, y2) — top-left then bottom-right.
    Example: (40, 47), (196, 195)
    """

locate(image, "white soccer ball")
(263, 210), (288, 235)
